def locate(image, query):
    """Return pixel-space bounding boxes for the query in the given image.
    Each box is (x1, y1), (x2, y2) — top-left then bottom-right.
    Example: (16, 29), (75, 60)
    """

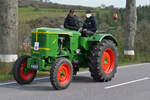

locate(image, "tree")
(106, 5), (114, 9)
(95, 8), (100, 30)
(0, 0), (18, 74)
(124, 0), (137, 58)
(101, 4), (106, 8)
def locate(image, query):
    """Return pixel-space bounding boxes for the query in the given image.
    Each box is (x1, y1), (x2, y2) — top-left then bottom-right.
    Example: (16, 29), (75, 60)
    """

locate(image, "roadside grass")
(0, 74), (13, 82)
(19, 7), (86, 23)
(118, 60), (141, 66)
(19, 7), (68, 22)
(19, 7), (112, 23)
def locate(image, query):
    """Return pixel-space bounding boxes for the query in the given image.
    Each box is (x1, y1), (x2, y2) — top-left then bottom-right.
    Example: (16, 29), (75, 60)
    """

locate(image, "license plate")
(31, 65), (39, 69)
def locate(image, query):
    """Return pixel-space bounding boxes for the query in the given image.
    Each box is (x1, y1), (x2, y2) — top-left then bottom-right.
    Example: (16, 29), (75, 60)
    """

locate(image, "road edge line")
(104, 77), (150, 89)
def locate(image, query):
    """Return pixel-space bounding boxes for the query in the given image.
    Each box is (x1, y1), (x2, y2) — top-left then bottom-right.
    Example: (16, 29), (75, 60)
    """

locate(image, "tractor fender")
(88, 34), (118, 46)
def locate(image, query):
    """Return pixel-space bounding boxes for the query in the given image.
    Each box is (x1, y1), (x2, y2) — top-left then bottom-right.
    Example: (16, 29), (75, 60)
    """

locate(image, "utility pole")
(124, 0), (137, 59)
(0, 0), (18, 74)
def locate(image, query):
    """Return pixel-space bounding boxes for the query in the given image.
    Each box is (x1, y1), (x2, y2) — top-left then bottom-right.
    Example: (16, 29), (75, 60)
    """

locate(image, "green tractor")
(13, 27), (118, 90)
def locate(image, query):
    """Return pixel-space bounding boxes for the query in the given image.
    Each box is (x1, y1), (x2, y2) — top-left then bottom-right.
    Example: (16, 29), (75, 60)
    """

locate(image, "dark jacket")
(83, 16), (97, 33)
(64, 15), (80, 31)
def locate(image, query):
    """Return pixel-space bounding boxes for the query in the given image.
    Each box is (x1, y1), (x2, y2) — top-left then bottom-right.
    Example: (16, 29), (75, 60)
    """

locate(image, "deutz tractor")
(13, 27), (118, 90)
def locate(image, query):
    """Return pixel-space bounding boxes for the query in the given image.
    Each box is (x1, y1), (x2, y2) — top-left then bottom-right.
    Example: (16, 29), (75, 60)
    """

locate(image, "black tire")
(50, 58), (73, 90)
(13, 55), (37, 84)
(88, 39), (118, 82)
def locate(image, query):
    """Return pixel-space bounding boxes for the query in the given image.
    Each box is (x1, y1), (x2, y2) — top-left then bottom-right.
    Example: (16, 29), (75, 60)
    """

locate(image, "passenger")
(81, 10), (97, 37)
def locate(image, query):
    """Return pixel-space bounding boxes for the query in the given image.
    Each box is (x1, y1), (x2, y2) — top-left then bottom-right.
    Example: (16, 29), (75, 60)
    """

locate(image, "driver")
(81, 10), (97, 37)
(64, 9), (80, 31)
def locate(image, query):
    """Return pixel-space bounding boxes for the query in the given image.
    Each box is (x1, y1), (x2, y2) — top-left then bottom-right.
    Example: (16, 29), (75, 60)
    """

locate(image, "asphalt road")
(0, 63), (150, 100)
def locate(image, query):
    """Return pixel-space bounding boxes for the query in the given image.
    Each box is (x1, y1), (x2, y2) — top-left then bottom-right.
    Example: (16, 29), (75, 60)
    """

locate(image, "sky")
(51, 0), (150, 8)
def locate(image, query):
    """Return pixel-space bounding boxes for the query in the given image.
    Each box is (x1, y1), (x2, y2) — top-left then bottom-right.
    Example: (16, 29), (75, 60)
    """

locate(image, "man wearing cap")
(64, 10), (80, 31)
(82, 10), (97, 37)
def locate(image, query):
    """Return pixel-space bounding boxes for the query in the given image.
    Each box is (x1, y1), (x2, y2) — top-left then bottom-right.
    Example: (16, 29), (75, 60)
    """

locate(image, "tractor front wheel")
(13, 55), (37, 84)
(50, 58), (73, 90)
(88, 39), (118, 82)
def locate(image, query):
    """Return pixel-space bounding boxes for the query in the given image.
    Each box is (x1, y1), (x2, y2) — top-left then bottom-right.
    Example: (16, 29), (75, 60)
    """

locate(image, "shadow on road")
(0, 75), (95, 91)
(0, 83), (55, 91)
(73, 76), (94, 83)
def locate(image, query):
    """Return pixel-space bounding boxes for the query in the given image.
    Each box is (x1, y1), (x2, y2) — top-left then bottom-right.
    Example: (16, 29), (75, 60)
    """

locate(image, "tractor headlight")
(76, 49), (80, 54)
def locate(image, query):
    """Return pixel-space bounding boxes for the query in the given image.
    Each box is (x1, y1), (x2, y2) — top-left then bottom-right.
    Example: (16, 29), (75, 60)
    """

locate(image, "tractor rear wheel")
(13, 55), (37, 84)
(88, 39), (118, 82)
(50, 58), (73, 90)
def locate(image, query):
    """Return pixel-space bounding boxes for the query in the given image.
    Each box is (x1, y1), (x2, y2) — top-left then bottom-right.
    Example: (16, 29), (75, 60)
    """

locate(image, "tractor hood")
(32, 27), (81, 36)
(31, 27), (81, 58)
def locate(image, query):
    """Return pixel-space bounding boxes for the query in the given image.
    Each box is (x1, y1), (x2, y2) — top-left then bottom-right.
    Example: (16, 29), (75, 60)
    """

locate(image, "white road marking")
(0, 63), (149, 86)
(118, 63), (150, 69)
(34, 77), (49, 81)
(105, 77), (150, 89)
(0, 82), (17, 86)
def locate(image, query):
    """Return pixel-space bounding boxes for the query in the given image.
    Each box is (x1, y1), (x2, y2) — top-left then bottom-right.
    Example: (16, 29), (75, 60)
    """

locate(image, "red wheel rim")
(102, 48), (115, 74)
(19, 61), (35, 80)
(57, 64), (71, 85)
